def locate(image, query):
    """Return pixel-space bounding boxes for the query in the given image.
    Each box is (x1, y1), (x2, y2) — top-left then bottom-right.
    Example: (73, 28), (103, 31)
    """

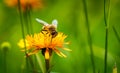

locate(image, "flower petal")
(27, 49), (39, 56)
(45, 49), (50, 59)
(53, 48), (67, 58)
(62, 48), (72, 51)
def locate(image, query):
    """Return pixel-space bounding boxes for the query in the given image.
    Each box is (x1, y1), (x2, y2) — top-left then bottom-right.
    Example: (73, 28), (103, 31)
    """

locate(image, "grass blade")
(104, 0), (111, 72)
(82, 0), (95, 73)
(112, 26), (120, 42)
(35, 54), (46, 73)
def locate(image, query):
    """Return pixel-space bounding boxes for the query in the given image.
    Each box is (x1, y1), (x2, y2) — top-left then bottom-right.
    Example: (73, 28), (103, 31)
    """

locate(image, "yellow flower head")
(18, 32), (71, 59)
(5, 0), (43, 11)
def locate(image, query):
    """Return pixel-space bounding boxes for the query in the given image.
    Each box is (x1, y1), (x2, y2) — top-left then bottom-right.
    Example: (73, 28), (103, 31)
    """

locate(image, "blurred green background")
(0, 0), (120, 73)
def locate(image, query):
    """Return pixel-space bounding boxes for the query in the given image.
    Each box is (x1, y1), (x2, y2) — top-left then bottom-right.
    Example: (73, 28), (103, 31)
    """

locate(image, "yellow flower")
(18, 32), (71, 59)
(113, 63), (117, 73)
(5, 0), (43, 11)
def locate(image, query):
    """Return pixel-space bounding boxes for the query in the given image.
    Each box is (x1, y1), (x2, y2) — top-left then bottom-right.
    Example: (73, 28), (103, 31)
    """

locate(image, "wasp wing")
(36, 18), (49, 26)
(52, 19), (58, 28)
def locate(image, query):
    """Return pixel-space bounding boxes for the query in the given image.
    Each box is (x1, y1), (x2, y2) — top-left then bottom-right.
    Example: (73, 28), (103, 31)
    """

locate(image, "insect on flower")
(18, 18), (71, 60)
(36, 18), (58, 38)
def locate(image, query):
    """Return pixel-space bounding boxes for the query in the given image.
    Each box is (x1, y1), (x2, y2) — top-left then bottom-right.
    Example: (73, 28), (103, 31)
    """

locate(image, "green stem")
(27, 56), (37, 73)
(28, 9), (33, 34)
(17, 0), (29, 73)
(23, 7), (33, 34)
(24, 11), (30, 35)
(17, 1), (36, 73)
(26, 8), (37, 73)
(45, 59), (50, 73)
(36, 54), (46, 73)
(112, 26), (120, 42)
(104, 27), (108, 73)
(3, 51), (7, 73)
(17, 0), (27, 56)
(104, 0), (107, 27)
(82, 0), (95, 73)
(104, 0), (111, 73)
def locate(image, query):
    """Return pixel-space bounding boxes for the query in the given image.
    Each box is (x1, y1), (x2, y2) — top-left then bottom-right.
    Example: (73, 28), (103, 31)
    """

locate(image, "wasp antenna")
(52, 19), (58, 28)
(36, 18), (49, 26)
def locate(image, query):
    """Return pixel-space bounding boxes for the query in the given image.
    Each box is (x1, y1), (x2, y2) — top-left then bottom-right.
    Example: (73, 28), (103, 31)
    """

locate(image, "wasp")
(36, 18), (58, 38)
(36, 18), (58, 57)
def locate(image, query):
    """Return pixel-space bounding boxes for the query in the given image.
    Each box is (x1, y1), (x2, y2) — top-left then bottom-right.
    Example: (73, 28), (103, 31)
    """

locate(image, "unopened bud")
(1, 42), (11, 52)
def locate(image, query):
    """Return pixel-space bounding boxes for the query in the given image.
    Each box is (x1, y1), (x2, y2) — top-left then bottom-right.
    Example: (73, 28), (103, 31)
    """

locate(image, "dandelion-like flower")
(18, 32), (70, 59)
(18, 19), (71, 59)
(5, 0), (43, 11)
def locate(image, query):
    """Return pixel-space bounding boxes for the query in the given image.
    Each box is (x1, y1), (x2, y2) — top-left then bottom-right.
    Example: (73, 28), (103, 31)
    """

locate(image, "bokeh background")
(0, 0), (120, 73)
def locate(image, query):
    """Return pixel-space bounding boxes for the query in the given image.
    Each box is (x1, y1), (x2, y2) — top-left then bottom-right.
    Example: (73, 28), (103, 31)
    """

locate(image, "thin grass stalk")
(82, 0), (95, 73)
(17, 0), (27, 56)
(104, 23), (108, 73)
(3, 51), (7, 73)
(27, 8), (37, 71)
(27, 8), (39, 73)
(112, 26), (120, 42)
(104, 0), (111, 72)
(24, 6), (38, 73)
(17, 0), (30, 72)
(23, 8), (30, 34)
(25, 7), (38, 73)
(28, 9), (33, 34)
(35, 54), (46, 73)
(23, 6), (33, 34)
(28, 56), (38, 73)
